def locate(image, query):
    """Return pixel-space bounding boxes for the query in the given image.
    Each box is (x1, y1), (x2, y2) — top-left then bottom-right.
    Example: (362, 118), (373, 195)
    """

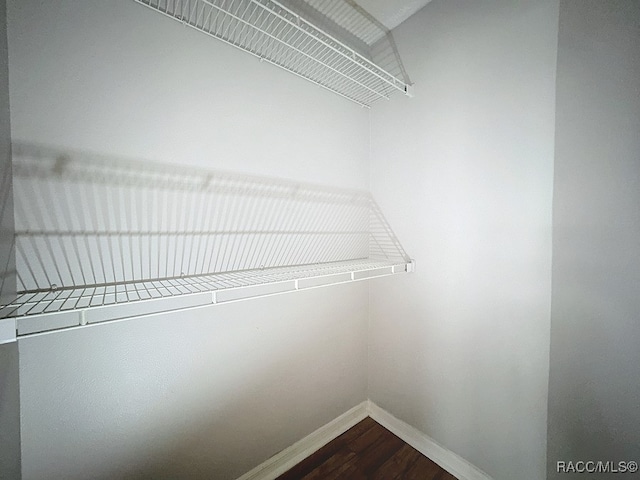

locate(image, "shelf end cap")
(0, 318), (17, 344)
(404, 84), (415, 98)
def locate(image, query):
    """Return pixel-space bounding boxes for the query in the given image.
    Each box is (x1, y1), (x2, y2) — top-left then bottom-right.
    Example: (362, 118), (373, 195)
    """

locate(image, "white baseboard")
(367, 401), (493, 480)
(236, 401), (369, 480)
(236, 400), (492, 480)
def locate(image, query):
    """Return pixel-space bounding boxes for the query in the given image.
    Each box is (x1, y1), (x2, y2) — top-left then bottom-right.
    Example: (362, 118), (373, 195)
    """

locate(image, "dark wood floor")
(277, 417), (458, 480)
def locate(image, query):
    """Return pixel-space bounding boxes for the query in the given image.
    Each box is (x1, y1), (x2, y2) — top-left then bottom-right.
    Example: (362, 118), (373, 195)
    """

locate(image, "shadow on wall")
(5, 141), (405, 324)
(10, 141), (373, 290)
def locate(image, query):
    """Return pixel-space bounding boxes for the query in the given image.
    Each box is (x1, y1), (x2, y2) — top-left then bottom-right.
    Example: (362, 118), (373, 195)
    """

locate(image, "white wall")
(0, 0), (13, 311)
(8, 1), (370, 479)
(0, 0), (20, 477)
(0, 342), (20, 480)
(19, 287), (368, 480)
(368, 1), (559, 479)
(7, 0), (369, 188)
(0, 0), (13, 318)
(0, 0), (11, 307)
(548, 1), (640, 477)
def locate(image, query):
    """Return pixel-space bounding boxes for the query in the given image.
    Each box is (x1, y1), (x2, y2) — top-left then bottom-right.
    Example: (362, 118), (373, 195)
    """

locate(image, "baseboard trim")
(236, 400), (492, 480)
(236, 401), (369, 480)
(367, 401), (493, 480)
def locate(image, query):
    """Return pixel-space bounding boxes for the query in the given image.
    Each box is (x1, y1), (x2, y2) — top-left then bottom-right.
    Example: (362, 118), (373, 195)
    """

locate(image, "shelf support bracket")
(406, 260), (416, 273)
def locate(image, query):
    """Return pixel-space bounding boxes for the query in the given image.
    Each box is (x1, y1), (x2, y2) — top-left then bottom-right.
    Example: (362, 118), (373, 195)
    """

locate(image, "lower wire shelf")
(0, 259), (413, 341)
(0, 144), (414, 344)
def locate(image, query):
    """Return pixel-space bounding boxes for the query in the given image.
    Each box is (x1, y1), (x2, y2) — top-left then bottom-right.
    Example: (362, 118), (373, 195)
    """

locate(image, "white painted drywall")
(0, 0), (13, 310)
(19, 286), (368, 480)
(7, 1), (370, 479)
(0, 343), (20, 480)
(367, 1), (559, 479)
(0, 0), (20, 477)
(547, 1), (640, 478)
(7, 0), (369, 189)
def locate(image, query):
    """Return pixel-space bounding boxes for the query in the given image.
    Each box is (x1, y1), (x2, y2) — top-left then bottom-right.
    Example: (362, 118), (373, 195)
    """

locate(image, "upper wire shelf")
(133, 0), (413, 107)
(0, 143), (412, 340)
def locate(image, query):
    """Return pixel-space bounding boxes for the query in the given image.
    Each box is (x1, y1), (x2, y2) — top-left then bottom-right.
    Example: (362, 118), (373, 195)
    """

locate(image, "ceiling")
(356, 0), (432, 30)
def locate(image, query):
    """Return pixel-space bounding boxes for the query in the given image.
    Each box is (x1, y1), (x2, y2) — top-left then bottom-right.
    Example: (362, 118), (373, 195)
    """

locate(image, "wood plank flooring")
(276, 417), (458, 480)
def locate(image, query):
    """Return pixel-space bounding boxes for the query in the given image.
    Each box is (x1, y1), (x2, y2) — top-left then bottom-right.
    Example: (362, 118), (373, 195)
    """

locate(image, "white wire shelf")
(2, 259), (411, 338)
(0, 143), (412, 341)
(133, 0), (412, 107)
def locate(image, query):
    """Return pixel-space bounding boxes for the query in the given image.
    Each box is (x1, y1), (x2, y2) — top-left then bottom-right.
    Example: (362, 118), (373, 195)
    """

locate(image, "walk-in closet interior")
(1, 1), (639, 479)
